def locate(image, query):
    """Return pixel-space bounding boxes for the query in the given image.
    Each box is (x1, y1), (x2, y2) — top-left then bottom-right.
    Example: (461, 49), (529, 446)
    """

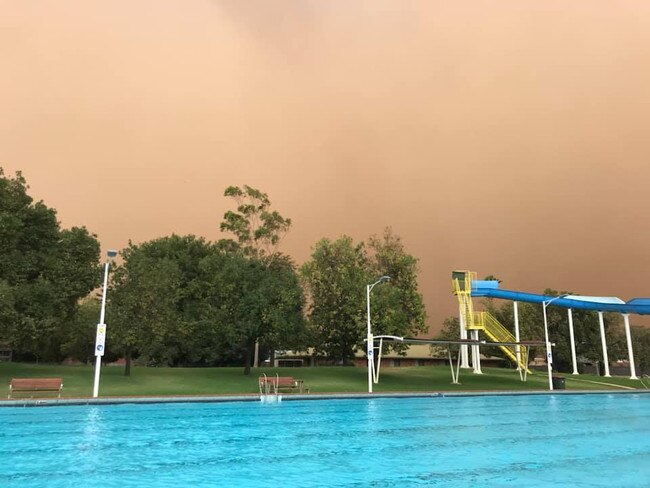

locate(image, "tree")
(217, 184), (306, 374)
(197, 253), (306, 375)
(109, 235), (214, 374)
(432, 316), (461, 358)
(59, 298), (100, 364)
(109, 235), (307, 375)
(301, 230), (427, 362)
(253, 255), (309, 365)
(436, 316), (460, 341)
(483, 275), (502, 283)
(110, 186), (306, 375)
(631, 325), (650, 375)
(219, 185), (291, 260)
(0, 168), (100, 360)
(301, 236), (369, 363)
(366, 228), (428, 351)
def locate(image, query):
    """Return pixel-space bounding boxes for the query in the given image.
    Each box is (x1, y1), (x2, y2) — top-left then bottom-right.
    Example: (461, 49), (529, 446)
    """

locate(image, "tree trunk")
(253, 340), (260, 368)
(243, 341), (253, 375)
(124, 350), (132, 377)
(269, 348), (275, 368)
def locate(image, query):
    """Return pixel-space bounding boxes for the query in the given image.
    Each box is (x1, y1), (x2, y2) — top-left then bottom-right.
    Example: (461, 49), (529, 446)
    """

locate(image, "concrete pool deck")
(2, 388), (649, 407)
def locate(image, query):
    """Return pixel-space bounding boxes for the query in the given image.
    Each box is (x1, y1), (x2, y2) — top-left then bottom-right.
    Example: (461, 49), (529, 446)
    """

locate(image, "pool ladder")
(259, 373), (282, 404)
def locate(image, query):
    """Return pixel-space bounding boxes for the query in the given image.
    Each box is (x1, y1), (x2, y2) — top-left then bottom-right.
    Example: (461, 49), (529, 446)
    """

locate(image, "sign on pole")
(95, 323), (106, 356)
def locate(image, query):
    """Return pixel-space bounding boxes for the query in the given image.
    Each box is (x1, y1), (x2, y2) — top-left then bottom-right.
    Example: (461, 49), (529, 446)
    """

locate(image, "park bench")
(258, 374), (309, 394)
(8, 378), (63, 399)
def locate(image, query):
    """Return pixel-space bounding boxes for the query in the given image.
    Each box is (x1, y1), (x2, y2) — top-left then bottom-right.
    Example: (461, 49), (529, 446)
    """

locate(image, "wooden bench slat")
(11, 378), (62, 387)
(8, 378), (63, 399)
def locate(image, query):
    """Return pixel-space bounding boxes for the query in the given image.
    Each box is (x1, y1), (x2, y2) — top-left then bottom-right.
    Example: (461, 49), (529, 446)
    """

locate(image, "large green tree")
(219, 185), (291, 260)
(217, 184), (306, 374)
(109, 234), (306, 375)
(197, 253), (306, 375)
(109, 235), (214, 373)
(367, 229), (428, 348)
(301, 230), (427, 362)
(110, 185), (305, 375)
(0, 169), (100, 360)
(301, 236), (369, 363)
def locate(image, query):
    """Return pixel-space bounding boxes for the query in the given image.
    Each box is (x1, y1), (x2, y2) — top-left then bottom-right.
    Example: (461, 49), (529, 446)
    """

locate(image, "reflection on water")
(78, 407), (103, 469)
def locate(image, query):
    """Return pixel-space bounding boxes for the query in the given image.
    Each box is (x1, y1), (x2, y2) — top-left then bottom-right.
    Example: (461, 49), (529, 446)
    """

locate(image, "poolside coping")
(1, 388), (649, 407)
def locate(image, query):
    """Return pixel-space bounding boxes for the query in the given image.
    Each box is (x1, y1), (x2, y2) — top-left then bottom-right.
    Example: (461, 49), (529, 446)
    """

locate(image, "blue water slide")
(471, 281), (650, 315)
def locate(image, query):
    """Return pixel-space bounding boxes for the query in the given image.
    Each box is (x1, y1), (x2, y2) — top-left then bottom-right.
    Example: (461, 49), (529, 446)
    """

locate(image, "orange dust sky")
(2, 1), (650, 331)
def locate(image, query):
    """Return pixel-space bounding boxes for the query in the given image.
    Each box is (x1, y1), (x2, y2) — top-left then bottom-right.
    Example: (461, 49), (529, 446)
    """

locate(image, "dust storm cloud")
(1, 1), (649, 330)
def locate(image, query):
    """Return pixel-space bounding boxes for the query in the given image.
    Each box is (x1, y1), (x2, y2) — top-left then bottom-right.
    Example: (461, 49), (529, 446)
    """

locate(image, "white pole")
(471, 330), (482, 374)
(459, 304), (470, 368)
(542, 302), (553, 391)
(92, 260), (111, 398)
(567, 309), (578, 375)
(513, 301), (521, 371)
(365, 276), (390, 394)
(622, 314), (638, 380)
(598, 311), (611, 378)
(367, 284), (373, 394)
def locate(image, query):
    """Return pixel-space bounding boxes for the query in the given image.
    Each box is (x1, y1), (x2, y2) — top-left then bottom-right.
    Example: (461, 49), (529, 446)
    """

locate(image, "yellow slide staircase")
(452, 271), (529, 372)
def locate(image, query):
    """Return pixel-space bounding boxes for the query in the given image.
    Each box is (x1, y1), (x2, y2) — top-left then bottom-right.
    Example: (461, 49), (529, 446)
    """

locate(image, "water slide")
(471, 280), (650, 315)
(453, 271), (646, 379)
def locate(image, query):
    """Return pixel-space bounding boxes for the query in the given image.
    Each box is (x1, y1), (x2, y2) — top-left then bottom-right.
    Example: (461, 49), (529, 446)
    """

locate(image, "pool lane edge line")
(1, 388), (649, 407)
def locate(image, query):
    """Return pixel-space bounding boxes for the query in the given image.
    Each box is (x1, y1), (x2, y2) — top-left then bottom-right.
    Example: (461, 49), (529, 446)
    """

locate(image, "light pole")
(542, 294), (567, 391)
(367, 275), (390, 393)
(92, 249), (118, 398)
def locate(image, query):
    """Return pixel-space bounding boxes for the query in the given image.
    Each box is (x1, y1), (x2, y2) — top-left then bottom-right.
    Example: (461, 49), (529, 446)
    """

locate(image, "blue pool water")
(1, 394), (649, 487)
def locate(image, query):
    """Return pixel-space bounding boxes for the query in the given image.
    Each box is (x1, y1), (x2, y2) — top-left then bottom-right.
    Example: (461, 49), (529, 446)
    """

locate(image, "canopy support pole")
(514, 301), (521, 371)
(471, 330), (482, 374)
(567, 308), (579, 375)
(622, 314), (638, 380)
(598, 311), (611, 377)
(459, 304), (470, 369)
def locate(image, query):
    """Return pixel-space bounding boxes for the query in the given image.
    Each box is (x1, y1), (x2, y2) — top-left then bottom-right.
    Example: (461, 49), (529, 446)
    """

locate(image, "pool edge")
(1, 388), (649, 407)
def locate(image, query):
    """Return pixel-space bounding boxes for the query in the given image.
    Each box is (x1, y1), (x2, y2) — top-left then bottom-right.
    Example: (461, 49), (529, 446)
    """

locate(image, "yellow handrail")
(481, 311), (530, 372)
(451, 270), (530, 372)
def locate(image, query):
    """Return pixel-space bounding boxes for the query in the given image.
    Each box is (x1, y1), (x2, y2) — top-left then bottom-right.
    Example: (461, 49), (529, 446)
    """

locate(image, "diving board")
(369, 336), (546, 386)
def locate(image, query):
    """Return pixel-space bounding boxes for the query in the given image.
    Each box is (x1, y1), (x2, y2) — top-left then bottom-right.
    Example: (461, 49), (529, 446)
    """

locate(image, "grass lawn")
(0, 362), (646, 399)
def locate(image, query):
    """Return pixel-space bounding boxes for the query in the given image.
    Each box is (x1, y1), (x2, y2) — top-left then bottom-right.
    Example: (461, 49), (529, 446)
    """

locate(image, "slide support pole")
(567, 309), (579, 375)
(514, 301), (521, 371)
(622, 314), (638, 380)
(598, 312), (611, 377)
(459, 304), (470, 369)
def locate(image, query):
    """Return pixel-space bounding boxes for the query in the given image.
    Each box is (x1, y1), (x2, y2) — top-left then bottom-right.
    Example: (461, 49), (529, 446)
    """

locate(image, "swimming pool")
(1, 393), (648, 487)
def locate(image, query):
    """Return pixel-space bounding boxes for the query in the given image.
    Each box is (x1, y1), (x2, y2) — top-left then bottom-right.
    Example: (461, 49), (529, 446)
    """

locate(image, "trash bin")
(552, 375), (565, 390)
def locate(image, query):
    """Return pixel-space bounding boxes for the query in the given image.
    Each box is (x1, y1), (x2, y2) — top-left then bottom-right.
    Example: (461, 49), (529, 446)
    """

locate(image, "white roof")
(563, 295), (625, 305)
